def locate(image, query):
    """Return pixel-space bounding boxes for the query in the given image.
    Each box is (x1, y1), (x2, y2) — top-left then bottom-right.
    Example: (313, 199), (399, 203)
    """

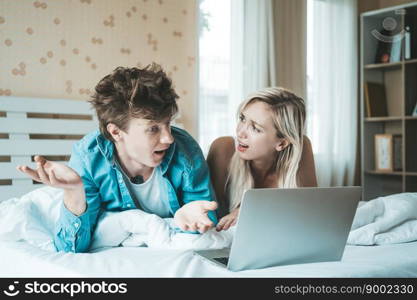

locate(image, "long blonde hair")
(228, 87), (306, 211)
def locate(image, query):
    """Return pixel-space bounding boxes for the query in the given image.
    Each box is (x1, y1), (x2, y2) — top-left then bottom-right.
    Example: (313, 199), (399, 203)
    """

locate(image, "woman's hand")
(16, 155), (83, 190)
(174, 200), (218, 233)
(216, 207), (240, 231)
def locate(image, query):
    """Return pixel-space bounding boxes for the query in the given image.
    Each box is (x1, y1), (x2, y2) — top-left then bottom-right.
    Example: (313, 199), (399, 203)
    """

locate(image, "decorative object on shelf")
(374, 28), (393, 63)
(374, 134), (402, 172)
(390, 38), (402, 62)
(364, 82), (388, 117)
(405, 26), (411, 60)
(413, 101), (417, 116)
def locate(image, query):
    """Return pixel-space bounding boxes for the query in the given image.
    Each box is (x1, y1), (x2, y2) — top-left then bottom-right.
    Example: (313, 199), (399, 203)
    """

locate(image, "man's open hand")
(16, 155), (82, 190)
(174, 200), (218, 233)
(17, 155), (86, 216)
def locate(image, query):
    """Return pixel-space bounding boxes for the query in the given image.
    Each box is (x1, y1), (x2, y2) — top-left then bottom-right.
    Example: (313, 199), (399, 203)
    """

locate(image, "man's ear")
(107, 123), (122, 142)
(275, 138), (290, 152)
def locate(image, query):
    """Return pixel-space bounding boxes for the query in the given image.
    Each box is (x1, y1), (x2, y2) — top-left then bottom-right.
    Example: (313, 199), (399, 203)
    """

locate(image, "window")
(198, 0), (231, 155)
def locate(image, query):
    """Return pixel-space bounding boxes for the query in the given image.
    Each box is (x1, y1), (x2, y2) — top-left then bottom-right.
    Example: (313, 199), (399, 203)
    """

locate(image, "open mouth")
(154, 149), (167, 156)
(237, 141), (249, 152)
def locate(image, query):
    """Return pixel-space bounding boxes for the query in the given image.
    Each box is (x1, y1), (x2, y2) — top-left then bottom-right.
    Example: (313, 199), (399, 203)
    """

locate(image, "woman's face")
(235, 101), (283, 161)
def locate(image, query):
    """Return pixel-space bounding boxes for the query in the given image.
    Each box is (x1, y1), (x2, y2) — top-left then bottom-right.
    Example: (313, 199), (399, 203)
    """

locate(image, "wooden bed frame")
(0, 96), (97, 200)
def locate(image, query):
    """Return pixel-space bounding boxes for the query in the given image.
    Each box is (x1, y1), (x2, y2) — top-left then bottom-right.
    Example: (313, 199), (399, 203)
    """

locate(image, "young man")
(17, 64), (218, 253)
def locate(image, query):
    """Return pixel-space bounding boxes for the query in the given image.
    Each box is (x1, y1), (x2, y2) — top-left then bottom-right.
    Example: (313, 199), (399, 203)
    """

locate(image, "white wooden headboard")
(0, 96), (97, 200)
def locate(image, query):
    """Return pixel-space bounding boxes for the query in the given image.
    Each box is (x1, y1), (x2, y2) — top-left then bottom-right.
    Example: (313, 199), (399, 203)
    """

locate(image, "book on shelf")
(413, 101), (417, 116)
(393, 135), (402, 171)
(364, 82), (388, 117)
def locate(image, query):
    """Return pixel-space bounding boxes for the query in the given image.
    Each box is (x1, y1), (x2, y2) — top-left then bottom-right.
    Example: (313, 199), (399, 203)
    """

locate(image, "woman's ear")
(275, 139), (290, 152)
(107, 123), (121, 142)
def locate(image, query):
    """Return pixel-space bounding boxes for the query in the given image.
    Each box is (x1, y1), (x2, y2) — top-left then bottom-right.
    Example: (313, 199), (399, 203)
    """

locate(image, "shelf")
(365, 170), (403, 176)
(405, 58), (417, 65)
(365, 116), (403, 122)
(364, 58), (417, 69)
(365, 171), (417, 176)
(361, 2), (417, 200)
(364, 116), (417, 121)
(364, 59), (417, 68)
(364, 61), (402, 70)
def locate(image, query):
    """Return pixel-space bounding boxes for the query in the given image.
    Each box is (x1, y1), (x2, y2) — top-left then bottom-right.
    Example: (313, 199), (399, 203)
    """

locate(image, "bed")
(1, 240), (417, 277)
(0, 96), (97, 200)
(1, 96), (417, 278)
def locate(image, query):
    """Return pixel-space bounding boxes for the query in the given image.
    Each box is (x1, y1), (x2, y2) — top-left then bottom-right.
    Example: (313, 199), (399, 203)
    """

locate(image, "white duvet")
(0, 187), (232, 252)
(348, 193), (417, 245)
(1, 187), (417, 253)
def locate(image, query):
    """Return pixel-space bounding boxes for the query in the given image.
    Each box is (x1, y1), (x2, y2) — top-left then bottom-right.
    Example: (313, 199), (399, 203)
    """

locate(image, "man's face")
(116, 117), (174, 168)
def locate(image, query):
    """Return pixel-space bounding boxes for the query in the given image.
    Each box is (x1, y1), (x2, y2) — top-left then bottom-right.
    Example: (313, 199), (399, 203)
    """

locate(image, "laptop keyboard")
(213, 257), (229, 265)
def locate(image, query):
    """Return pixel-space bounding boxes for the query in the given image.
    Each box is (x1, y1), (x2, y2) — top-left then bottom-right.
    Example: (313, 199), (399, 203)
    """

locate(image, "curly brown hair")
(89, 63), (179, 141)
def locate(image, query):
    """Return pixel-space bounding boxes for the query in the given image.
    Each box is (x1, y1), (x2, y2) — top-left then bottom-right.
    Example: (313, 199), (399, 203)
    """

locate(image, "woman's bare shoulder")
(207, 136), (235, 218)
(210, 136), (235, 152)
(298, 135), (318, 187)
(303, 135), (312, 146)
(207, 136), (235, 162)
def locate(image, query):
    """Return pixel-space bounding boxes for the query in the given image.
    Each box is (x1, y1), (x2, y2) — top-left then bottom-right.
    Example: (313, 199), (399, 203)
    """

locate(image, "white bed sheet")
(2, 240), (417, 277)
(2, 188), (417, 278)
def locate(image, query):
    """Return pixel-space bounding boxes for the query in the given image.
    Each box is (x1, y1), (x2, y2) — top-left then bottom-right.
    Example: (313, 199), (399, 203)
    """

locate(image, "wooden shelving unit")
(361, 2), (417, 200)
(364, 61), (402, 69)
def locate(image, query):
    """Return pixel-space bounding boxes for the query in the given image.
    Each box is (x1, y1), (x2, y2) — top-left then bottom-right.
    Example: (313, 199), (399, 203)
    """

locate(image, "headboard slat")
(0, 118), (96, 135)
(0, 161), (67, 180)
(0, 97), (92, 115)
(0, 140), (79, 156)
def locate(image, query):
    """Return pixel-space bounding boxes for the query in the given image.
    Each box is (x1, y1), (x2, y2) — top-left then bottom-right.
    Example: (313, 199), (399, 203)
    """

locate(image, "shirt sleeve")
(53, 145), (101, 253)
(181, 149), (218, 225)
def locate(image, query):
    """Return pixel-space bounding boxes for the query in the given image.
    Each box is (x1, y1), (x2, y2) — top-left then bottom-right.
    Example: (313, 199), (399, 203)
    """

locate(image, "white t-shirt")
(117, 162), (171, 218)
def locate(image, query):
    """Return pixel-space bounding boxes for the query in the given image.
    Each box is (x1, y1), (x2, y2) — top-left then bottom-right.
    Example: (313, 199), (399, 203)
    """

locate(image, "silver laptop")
(195, 186), (361, 272)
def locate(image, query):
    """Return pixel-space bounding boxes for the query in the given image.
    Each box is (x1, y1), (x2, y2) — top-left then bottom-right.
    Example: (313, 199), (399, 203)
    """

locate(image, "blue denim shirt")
(54, 126), (217, 253)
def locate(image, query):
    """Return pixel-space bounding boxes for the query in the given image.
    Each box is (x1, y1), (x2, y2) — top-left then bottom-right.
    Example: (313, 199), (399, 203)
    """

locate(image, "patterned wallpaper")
(0, 0), (198, 135)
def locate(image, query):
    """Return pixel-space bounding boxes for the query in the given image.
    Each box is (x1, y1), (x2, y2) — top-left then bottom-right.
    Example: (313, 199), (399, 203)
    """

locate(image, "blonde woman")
(207, 87), (317, 231)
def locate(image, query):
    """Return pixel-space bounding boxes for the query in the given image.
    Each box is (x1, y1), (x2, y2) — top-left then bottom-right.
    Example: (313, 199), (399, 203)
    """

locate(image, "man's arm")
(54, 146), (102, 253)
(172, 134), (219, 233)
(181, 150), (218, 223)
(17, 153), (100, 252)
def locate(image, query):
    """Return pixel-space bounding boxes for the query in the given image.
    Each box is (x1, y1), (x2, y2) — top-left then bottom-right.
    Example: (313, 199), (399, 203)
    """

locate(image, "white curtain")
(274, 0), (307, 100)
(307, 0), (358, 186)
(229, 0), (276, 130)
